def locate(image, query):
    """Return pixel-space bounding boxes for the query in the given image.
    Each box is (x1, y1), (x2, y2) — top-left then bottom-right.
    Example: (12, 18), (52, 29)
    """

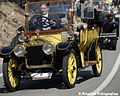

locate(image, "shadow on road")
(76, 70), (93, 84)
(0, 87), (9, 93)
(0, 70), (94, 93)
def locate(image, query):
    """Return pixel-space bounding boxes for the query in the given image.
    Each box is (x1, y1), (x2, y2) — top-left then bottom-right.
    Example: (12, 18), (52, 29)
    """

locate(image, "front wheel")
(111, 39), (117, 50)
(92, 45), (103, 77)
(62, 49), (78, 88)
(3, 57), (21, 92)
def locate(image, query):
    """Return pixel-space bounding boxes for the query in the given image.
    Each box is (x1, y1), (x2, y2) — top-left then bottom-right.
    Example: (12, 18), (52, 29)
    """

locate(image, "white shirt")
(42, 13), (51, 30)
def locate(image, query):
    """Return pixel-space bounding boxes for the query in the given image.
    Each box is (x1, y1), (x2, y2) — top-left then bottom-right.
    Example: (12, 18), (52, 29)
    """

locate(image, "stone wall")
(0, 2), (25, 48)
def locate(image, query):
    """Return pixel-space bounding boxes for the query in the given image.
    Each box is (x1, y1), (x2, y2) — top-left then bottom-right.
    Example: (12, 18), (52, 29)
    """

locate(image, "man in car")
(32, 4), (60, 31)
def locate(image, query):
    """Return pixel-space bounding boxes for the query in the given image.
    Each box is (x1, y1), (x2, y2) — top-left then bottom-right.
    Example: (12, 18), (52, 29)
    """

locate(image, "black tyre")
(3, 57), (21, 92)
(111, 39), (117, 50)
(62, 49), (78, 88)
(92, 45), (103, 77)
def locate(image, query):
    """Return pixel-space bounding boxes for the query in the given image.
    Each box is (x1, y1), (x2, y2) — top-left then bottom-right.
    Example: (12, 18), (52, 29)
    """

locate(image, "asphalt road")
(0, 17), (120, 96)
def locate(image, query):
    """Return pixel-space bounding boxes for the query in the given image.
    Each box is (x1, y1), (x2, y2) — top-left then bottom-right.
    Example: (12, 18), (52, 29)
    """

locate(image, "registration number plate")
(31, 72), (52, 80)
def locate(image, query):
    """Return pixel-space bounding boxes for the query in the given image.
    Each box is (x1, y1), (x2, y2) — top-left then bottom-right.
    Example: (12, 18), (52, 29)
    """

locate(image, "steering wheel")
(34, 16), (56, 30)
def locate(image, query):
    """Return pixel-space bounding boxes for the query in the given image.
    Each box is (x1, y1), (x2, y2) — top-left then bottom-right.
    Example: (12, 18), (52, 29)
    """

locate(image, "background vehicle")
(97, 1), (119, 50)
(0, 0), (103, 92)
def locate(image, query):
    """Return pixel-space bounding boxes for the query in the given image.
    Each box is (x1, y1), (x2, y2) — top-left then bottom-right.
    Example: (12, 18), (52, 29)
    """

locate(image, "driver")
(32, 4), (60, 31)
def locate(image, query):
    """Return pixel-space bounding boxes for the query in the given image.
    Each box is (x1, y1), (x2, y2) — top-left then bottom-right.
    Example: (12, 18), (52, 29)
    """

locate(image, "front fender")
(109, 20), (119, 37)
(55, 41), (80, 70)
(57, 42), (71, 50)
(0, 47), (14, 58)
(109, 21), (119, 30)
(56, 41), (79, 55)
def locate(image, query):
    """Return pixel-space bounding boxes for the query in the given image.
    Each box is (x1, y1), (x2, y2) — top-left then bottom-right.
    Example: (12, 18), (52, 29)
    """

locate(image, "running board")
(84, 61), (97, 67)
(100, 33), (117, 38)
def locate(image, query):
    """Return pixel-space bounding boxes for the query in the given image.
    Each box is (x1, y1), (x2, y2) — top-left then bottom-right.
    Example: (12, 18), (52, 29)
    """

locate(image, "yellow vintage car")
(0, 0), (102, 91)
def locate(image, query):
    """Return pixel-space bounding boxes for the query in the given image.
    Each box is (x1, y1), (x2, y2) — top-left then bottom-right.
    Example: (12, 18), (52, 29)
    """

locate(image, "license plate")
(31, 72), (52, 80)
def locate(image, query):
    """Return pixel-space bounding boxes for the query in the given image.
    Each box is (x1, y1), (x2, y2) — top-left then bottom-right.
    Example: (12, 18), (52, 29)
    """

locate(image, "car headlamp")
(18, 35), (26, 42)
(112, 7), (118, 14)
(61, 32), (68, 41)
(14, 45), (25, 57)
(43, 43), (54, 55)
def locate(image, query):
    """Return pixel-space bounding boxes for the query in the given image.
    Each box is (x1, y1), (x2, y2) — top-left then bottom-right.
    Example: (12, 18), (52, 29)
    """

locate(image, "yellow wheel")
(62, 49), (78, 88)
(3, 57), (20, 92)
(92, 45), (103, 77)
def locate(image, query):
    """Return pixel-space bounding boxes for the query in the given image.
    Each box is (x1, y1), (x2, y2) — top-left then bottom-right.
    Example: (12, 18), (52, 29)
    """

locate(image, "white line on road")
(0, 58), (3, 78)
(0, 73), (3, 77)
(91, 53), (120, 95)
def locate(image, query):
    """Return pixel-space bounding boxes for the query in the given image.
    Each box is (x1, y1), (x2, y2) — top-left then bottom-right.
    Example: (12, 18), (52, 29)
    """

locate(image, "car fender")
(0, 47), (14, 58)
(56, 41), (80, 56)
(55, 41), (80, 70)
(109, 21), (119, 31)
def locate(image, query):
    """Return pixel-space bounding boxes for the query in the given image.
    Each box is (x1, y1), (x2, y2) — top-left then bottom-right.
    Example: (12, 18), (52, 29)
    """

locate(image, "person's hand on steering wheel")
(50, 20), (55, 24)
(32, 16), (58, 30)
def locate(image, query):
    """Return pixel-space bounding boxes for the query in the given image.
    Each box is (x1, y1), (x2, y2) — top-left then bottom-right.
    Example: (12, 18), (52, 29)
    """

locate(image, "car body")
(0, 0), (103, 91)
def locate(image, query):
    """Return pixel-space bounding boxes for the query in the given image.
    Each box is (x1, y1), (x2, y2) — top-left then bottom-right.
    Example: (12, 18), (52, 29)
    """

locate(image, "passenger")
(32, 4), (60, 31)
(61, 9), (87, 36)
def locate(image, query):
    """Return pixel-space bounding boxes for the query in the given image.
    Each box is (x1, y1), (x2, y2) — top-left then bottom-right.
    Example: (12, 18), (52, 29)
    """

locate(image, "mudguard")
(109, 21), (119, 30)
(109, 20), (119, 37)
(57, 42), (71, 50)
(55, 41), (80, 70)
(0, 47), (14, 58)
(56, 41), (79, 55)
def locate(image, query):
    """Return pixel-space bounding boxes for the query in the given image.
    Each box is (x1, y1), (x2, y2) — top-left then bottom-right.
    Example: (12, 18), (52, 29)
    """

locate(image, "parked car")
(0, 0), (103, 91)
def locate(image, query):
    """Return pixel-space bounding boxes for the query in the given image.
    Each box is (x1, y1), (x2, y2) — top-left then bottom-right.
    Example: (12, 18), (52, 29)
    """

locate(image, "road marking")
(0, 73), (3, 77)
(91, 53), (120, 95)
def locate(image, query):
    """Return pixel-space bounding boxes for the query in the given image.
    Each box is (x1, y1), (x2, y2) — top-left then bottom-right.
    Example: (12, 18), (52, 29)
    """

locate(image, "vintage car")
(0, 0), (103, 91)
(97, 1), (119, 50)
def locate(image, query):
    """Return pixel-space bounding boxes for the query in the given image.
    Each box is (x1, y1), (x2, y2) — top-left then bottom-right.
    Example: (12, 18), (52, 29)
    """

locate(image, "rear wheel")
(92, 45), (103, 77)
(111, 39), (117, 50)
(62, 49), (78, 88)
(3, 57), (20, 92)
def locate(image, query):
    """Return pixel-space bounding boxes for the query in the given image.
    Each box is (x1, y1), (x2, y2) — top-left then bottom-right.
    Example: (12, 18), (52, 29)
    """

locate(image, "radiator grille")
(26, 46), (46, 66)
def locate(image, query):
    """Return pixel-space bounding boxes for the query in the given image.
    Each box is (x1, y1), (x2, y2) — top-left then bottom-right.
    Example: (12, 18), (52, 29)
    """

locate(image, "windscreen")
(27, 1), (71, 32)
